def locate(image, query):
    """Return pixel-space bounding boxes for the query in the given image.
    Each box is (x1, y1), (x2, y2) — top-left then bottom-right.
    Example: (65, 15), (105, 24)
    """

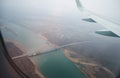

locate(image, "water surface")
(32, 49), (87, 78)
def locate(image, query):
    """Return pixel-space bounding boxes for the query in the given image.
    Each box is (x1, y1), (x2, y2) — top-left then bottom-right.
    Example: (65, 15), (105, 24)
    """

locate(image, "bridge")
(12, 41), (91, 59)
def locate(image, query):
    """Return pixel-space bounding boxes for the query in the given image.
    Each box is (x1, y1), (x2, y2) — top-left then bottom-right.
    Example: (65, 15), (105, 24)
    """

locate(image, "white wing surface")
(76, 0), (120, 37)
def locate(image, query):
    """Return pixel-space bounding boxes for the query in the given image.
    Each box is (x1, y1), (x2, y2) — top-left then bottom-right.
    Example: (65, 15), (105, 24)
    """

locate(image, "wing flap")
(82, 18), (96, 23)
(95, 30), (119, 38)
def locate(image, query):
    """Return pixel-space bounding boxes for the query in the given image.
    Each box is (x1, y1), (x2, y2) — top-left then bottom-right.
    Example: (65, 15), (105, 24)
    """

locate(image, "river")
(32, 49), (86, 78)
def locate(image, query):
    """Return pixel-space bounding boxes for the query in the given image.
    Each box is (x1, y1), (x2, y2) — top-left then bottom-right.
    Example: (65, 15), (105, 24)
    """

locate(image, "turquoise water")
(32, 49), (87, 78)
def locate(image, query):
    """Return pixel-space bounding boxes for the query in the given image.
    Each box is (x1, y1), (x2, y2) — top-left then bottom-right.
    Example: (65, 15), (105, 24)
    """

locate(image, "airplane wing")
(76, 0), (120, 38)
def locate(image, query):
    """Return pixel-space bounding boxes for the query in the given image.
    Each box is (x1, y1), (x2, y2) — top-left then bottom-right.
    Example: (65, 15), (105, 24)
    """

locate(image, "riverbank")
(5, 41), (45, 78)
(64, 49), (115, 78)
(29, 58), (45, 78)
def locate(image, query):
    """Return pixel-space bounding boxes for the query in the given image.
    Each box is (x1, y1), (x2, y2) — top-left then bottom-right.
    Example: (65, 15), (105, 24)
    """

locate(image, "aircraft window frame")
(0, 30), (29, 78)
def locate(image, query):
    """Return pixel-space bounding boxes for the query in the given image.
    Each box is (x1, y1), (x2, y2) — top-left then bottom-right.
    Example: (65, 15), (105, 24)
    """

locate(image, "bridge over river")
(12, 41), (91, 59)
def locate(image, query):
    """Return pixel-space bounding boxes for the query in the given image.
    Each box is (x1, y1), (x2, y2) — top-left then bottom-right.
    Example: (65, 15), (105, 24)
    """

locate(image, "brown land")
(64, 49), (115, 78)
(5, 41), (45, 78)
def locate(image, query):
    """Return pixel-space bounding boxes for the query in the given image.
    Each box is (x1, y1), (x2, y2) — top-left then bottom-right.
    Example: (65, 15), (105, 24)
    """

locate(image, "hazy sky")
(0, 0), (78, 18)
(1, 0), (120, 22)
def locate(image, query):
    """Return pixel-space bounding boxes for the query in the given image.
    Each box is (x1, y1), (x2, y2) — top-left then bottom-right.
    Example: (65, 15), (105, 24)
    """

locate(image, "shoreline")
(5, 39), (27, 53)
(29, 58), (45, 78)
(5, 40), (45, 78)
(64, 49), (89, 78)
(64, 49), (115, 78)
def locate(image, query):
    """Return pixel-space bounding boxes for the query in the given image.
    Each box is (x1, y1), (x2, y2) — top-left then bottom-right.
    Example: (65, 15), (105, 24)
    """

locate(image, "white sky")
(1, 0), (120, 22)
